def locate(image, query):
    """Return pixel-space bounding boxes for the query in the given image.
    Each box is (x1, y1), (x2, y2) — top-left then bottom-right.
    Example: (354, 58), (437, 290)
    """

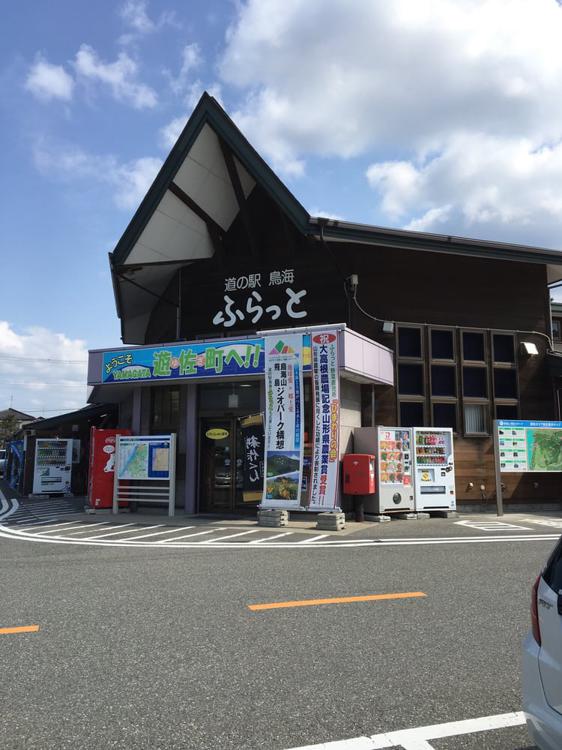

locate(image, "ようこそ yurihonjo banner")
(262, 335), (304, 509)
(310, 331), (340, 510)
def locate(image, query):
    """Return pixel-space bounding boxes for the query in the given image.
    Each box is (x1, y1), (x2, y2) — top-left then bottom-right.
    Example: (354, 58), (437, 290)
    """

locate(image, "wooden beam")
(168, 181), (226, 267)
(218, 137), (259, 260)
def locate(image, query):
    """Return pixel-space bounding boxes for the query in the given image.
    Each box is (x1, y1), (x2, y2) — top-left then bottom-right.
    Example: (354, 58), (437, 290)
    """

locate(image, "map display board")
(496, 420), (562, 473)
(117, 436), (172, 480)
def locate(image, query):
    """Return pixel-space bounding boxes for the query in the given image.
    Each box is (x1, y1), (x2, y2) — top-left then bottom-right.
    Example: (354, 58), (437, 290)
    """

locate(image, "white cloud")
(25, 56), (74, 102)
(33, 140), (162, 210)
(118, 0), (178, 44)
(220, 0), (562, 165)
(74, 44), (157, 109)
(159, 83), (223, 150)
(367, 134), (562, 247)
(166, 43), (203, 95)
(0, 322), (89, 417)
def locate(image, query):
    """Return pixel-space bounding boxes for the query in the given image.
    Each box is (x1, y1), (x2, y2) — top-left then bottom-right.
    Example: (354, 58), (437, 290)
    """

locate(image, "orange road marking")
(248, 591), (426, 611)
(0, 625), (40, 635)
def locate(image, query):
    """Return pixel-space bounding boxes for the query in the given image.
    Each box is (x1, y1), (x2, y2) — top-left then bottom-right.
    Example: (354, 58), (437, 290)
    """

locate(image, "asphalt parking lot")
(1, 512), (555, 749)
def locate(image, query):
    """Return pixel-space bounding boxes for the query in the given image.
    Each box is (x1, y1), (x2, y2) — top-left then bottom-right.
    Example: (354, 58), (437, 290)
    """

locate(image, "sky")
(2, 0), (562, 417)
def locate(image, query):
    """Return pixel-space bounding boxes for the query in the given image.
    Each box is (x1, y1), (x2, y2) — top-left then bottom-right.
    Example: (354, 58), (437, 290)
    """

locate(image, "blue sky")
(2, 0), (562, 416)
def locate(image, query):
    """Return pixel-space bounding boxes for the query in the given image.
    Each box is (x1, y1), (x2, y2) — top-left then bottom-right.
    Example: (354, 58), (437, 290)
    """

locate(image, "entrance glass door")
(199, 418), (246, 513)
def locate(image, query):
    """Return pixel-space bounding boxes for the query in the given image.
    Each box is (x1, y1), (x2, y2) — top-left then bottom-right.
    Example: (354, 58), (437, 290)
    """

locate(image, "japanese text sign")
(309, 332), (340, 510)
(496, 419), (562, 473)
(262, 334), (304, 510)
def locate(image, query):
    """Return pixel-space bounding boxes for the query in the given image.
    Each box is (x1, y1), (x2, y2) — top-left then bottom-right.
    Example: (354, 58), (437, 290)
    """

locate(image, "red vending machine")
(87, 428), (131, 509)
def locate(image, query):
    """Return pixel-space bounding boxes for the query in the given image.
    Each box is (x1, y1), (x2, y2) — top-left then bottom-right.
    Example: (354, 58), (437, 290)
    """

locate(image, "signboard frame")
(113, 434), (176, 516)
(493, 419), (562, 516)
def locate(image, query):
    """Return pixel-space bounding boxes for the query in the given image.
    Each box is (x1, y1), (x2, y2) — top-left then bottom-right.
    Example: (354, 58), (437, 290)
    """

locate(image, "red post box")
(343, 454), (376, 495)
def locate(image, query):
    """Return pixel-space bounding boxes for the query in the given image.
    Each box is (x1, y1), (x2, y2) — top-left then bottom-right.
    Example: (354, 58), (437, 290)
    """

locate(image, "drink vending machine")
(352, 427), (415, 514)
(413, 427), (456, 511)
(32, 439), (73, 495)
(88, 427), (131, 509)
(375, 426), (415, 513)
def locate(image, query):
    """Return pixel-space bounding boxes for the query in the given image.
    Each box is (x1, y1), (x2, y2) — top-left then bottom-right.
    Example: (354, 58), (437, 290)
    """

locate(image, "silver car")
(522, 535), (562, 750)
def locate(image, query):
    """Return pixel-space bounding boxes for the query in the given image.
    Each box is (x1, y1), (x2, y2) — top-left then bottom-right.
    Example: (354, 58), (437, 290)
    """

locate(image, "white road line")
(251, 532), (294, 543)
(20, 518), (82, 533)
(120, 526), (195, 541)
(15, 511), (78, 522)
(63, 524), (116, 536)
(80, 523), (143, 539)
(285, 711), (526, 749)
(204, 529), (261, 543)
(159, 528), (226, 543)
(16, 513), (63, 526)
(28, 521), (91, 534)
(16, 516), (62, 525)
(300, 534), (329, 543)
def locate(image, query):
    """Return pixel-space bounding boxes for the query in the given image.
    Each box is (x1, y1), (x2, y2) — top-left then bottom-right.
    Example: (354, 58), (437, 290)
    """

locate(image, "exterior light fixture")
(521, 341), (539, 356)
(382, 321), (395, 334)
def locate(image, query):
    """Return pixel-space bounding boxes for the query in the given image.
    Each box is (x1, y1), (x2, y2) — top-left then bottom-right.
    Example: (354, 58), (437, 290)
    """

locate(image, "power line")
(0, 354), (87, 364)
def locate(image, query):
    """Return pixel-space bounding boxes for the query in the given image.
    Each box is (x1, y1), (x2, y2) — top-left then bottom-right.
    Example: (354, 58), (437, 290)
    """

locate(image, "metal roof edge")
(308, 217), (562, 267)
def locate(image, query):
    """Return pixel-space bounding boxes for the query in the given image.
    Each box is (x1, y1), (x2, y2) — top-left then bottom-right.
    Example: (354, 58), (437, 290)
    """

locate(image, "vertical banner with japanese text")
(240, 414), (265, 502)
(262, 335), (304, 509)
(310, 331), (340, 510)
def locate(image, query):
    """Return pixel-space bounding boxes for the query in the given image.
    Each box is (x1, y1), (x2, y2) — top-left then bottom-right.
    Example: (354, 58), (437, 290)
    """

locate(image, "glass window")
(464, 404), (488, 434)
(463, 331), (485, 361)
(494, 369), (518, 399)
(400, 401), (424, 427)
(496, 404), (518, 420)
(553, 319), (561, 341)
(398, 327), (422, 358)
(433, 403), (457, 431)
(431, 329), (454, 360)
(431, 365), (456, 397)
(398, 364), (424, 395)
(198, 382), (260, 412)
(543, 538), (562, 593)
(493, 334), (515, 363)
(463, 367), (488, 398)
(151, 386), (180, 432)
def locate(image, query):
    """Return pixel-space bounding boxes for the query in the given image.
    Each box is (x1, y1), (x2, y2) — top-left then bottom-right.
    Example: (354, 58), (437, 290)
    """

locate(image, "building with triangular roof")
(87, 93), (562, 513)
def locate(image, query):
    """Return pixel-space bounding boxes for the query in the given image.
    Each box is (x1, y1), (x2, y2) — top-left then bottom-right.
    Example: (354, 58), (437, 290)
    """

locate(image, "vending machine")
(87, 428), (131, 509)
(375, 426), (415, 513)
(352, 427), (415, 514)
(413, 427), (456, 511)
(32, 439), (73, 495)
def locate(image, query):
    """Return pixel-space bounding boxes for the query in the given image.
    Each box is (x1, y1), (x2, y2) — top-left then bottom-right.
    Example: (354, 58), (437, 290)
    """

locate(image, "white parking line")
(32, 522), (96, 535)
(64, 524), (116, 535)
(250, 532), (294, 543)
(204, 529), (260, 543)
(20, 520), (83, 532)
(121, 526), (195, 541)
(80, 523), (145, 539)
(17, 517), (62, 526)
(159, 528), (226, 543)
(285, 711), (526, 749)
(300, 535), (329, 543)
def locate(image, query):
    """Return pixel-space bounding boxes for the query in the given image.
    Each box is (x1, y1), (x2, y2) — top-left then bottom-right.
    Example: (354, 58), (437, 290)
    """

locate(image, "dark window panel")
(431, 329), (454, 360)
(431, 365), (456, 397)
(496, 404), (518, 420)
(433, 403), (457, 431)
(463, 367), (488, 398)
(494, 368), (518, 399)
(400, 401), (425, 427)
(398, 364), (424, 396)
(463, 331), (485, 361)
(493, 334), (515, 363)
(398, 327), (422, 358)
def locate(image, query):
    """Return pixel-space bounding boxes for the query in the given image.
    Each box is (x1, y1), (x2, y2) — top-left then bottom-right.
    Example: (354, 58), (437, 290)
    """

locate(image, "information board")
(117, 436), (172, 480)
(496, 420), (562, 473)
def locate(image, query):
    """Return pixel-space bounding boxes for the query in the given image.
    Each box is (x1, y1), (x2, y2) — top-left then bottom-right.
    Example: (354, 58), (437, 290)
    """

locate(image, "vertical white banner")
(310, 331), (340, 510)
(262, 334), (304, 509)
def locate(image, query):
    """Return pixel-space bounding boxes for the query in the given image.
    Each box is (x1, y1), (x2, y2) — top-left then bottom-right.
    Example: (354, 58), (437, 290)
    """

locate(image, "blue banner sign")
(102, 336), (312, 383)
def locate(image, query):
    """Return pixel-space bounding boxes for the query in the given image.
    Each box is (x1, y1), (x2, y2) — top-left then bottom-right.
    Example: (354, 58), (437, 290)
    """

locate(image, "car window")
(543, 537), (562, 593)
